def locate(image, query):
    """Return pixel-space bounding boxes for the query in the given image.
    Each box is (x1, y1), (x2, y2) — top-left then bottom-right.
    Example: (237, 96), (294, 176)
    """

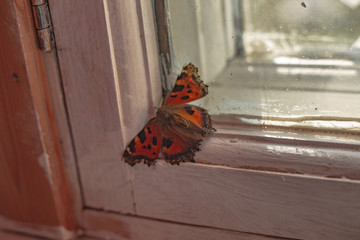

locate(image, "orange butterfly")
(123, 63), (215, 166)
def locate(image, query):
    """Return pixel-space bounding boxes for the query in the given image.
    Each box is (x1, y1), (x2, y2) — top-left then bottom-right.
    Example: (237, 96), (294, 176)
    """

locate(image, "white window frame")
(49, 1), (360, 239)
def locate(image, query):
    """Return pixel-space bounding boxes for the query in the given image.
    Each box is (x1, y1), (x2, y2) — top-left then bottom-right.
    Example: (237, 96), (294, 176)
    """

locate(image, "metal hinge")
(31, 0), (54, 52)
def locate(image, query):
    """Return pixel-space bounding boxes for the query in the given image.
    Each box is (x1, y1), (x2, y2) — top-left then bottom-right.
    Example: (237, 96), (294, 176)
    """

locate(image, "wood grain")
(84, 209), (288, 240)
(0, 0), (76, 238)
(131, 163), (360, 240)
(49, 0), (162, 214)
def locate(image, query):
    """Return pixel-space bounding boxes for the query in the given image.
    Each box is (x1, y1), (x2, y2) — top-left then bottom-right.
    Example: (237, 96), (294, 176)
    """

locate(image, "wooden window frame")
(0, 1), (77, 239)
(46, 1), (360, 239)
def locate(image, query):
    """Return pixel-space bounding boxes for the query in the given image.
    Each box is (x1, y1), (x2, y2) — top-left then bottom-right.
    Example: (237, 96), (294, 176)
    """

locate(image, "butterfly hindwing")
(123, 118), (161, 166)
(161, 126), (203, 165)
(165, 63), (208, 106)
(160, 105), (215, 164)
(175, 104), (215, 136)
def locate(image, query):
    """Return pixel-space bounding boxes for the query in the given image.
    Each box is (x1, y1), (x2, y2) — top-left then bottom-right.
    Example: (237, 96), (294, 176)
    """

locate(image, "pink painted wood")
(48, 1), (360, 240)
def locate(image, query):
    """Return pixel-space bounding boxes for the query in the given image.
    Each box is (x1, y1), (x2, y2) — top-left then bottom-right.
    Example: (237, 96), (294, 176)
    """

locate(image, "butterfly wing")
(123, 118), (161, 166)
(161, 105), (215, 165)
(124, 63), (214, 166)
(161, 127), (203, 165)
(165, 63), (208, 106)
(174, 104), (215, 136)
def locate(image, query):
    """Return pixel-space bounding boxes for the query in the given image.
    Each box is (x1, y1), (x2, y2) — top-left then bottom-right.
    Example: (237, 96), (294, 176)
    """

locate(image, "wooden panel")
(103, 0), (162, 132)
(0, 232), (42, 240)
(49, 0), (133, 213)
(84, 209), (287, 240)
(154, 0), (172, 71)
(48, 1), (360, 240)
(0, 217), (75, 240)
(130, 163), (360, 240)
(196, 128), (360, 180)
(49, 0), (162, 213)
(43, 44), (84, 228)
(0, 231), (86, 240)
(136, 0), (163, 107)
(0, 0), (76, 239)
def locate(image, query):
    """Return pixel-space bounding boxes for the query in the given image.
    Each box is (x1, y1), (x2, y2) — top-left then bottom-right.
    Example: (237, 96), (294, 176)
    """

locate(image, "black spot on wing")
(142, 146), (147, 149)
(128, 140), (136, 153)
(147, 144), (152, 150)
(170, 94), (177, 98)
(173, 84), (185, 92)
(152, 137), (157, 146)
(162, 138), (173, 149)
(187, 90), (193, 93)
(147, 127), (152, 134)
(138, 130), (146, 143)
(181, 95), (190, 100)
(178, 72), (188, 79)
(184, 106), (195, 115)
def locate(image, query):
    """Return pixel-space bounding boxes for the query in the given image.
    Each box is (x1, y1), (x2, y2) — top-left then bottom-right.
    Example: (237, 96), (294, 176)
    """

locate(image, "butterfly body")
(123, 63), (215, 166)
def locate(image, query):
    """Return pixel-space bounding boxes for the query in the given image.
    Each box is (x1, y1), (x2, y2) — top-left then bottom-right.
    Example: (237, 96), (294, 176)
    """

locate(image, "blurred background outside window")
(161, 0), (360, 133)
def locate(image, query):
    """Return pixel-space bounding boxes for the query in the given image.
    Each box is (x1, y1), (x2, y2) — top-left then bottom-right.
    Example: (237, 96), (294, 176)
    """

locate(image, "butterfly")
(123, 63), (215, 166)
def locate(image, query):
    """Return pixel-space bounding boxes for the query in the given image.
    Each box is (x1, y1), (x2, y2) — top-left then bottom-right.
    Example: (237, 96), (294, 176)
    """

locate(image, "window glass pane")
(162, 0), (360, 132)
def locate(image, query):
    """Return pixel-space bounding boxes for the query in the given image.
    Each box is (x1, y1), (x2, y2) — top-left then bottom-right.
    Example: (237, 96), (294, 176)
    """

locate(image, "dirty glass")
(163, 0), (360, 132)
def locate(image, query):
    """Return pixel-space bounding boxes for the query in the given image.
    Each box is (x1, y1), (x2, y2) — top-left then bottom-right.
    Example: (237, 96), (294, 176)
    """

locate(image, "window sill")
(197, 122), (360, 180)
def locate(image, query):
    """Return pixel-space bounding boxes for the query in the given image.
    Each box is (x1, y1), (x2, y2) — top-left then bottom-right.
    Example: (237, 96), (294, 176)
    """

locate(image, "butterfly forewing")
(123, 118), (162, 166)
(165, 63), (208, 106)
